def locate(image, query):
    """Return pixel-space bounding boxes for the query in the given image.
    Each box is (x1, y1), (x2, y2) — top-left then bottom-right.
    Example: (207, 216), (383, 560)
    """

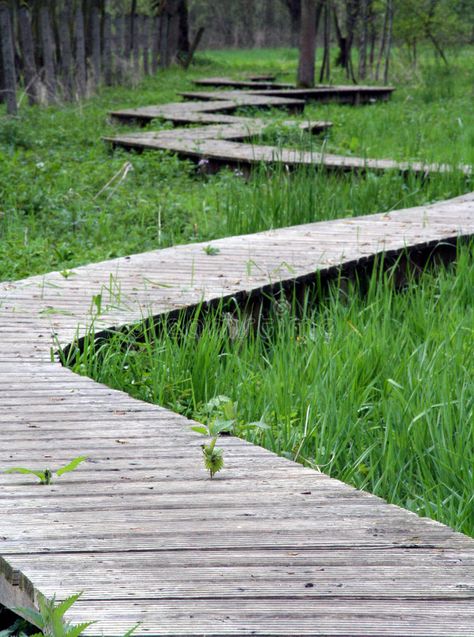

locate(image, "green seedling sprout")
(5, 456), (88, 485)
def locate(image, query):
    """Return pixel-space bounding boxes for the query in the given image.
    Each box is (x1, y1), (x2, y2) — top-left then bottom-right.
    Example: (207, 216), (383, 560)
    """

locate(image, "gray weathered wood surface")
(180, 85), (395, 105)
(107, 90), (470, 177)
(1, 192), (474, 635)
(105, 128), (471, 177)
(192, 77), (293, 89)
(109, 93), (305, 125)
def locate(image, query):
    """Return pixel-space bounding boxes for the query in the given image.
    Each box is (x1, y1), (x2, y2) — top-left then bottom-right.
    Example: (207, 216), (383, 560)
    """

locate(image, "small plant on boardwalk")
(10, 593), (140, 637)
(14, 593), (94, 637)
(191, 408), (234, 479)
(202, 245), (220, 256)
(5, 456), (87, 485)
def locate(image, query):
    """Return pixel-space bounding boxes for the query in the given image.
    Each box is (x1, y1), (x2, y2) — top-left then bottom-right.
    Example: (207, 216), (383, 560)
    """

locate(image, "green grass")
(66, 244), (474, 537)
(1, 47), (472, 282)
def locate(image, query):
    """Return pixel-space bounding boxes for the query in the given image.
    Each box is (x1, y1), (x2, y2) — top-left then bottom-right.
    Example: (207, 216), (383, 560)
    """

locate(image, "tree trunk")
(159, 13), (169, 68)
(375, 0), (388, 81)
(74, 6), (87, 98)
(297, 0), (317, 87)
(113, 15), (125, 80)
(319, 0), (331, 83)
(91, 3), (101, 86)
(0, 1), (17, 114)
(39, 3), (56, 102)
(383, 0), (393, 84)
(358, 0), (369, 80)
(167, 2), (181, 64)
(128, 0), (137, 61)
(283, 0), (301, 47)
(132, 9), (140, 76)
(142, 15), (150, 76)
(58, 4), (74, 100)
(178, 0), (190, 53)
(151, 15), (161, 74)
(18, 3), (39, 105)
(103, 12), (113, 85)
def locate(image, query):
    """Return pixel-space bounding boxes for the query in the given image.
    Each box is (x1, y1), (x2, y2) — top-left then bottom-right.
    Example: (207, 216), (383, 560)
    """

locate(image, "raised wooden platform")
(180, 85), (395, 105)
(107, 89), (471, 177)
(1, 193), (474, 635)
(192, 77), (293, 90)
(109, 94), (305, 125)
(106, 128), (471, 177)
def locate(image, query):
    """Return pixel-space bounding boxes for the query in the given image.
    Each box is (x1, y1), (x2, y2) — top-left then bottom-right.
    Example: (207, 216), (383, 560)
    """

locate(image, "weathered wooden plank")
(193, 77), (293, 89)
(1, 192), (473, 636)
(106, 133), (472, 177)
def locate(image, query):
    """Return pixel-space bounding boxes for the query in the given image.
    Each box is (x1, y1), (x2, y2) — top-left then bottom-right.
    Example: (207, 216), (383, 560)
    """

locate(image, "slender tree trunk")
(18, 3), (39, 105)
(58, 4), (74, 100)
(368, 5), (376, 77)
(91, 3), (101, 86)
(167, 0), (181, 64)
(151, 15), (160, 74)
(0, 1), (17, 114)
(375, 1), (388, 81)
(159, 13), (169, 69)
(132, 10), (140, 76)
(39, 3), (56, 102)
(383, 0), (393, 84)
(358, 0), (369, 80)
(297, 0), (317, 87)
(114, 15), (125, 80)
(103, 12), (113, 85)
(141, 15), (149, 76)
(74, 6), (87, 98)
(128, 0), (136, 61)
(319, 0), (331, 83)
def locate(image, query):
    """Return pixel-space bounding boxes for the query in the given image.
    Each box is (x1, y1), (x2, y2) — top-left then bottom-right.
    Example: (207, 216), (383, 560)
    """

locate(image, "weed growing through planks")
(190, 401), (235, 479)
(12, 592), (140, 637)
(5, 456), (88, 485)
(202, 244), (220, 256)
(14, 593), (95, 637)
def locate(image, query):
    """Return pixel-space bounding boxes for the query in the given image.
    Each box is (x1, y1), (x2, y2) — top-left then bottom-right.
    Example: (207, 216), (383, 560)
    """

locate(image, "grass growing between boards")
(1, 48), (472, 282)
(65, 245), (474, 537)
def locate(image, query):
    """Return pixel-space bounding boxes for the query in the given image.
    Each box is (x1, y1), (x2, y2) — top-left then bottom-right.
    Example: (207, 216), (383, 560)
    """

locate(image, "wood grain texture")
(1, 189), (474, 635)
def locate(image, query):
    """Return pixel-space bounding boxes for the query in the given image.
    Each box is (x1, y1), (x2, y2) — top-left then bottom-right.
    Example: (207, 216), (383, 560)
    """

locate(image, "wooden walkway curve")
(1, 192), (474, 636)
(107, 88), (471, 177)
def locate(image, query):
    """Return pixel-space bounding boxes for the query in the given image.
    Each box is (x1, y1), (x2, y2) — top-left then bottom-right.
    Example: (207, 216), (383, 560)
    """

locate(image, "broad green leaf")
(209, 419), (234, 436)
(13, 606), (44, 629)
(56, 456), (88, 477)
(190, 424), (209, 436)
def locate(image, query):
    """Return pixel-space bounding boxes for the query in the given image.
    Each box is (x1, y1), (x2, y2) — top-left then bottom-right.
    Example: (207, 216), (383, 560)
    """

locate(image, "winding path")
(1, 193), (474, 635)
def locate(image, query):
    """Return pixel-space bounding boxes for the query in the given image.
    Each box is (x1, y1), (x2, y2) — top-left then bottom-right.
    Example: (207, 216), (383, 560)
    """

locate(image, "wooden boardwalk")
(192, 77), (293, 89)
(106, 129), (471, 177)
(180, 85), (395, 105)
(1, 192), (474, 636)
(108, 90), (471, 177)
(109, 94), (305, 126)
